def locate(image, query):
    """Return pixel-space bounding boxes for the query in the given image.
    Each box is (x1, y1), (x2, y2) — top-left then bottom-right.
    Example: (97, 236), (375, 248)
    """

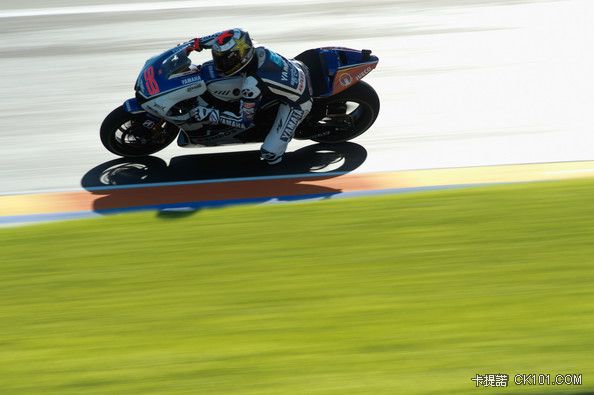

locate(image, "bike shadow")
(81, 142), (368, 218)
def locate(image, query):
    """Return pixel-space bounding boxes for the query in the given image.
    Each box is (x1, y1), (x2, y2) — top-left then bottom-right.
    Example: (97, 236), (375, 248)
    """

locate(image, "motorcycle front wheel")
(100, 105), (179, 157)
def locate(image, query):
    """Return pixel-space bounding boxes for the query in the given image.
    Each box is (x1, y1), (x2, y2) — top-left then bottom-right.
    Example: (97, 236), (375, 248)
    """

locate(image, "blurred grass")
(1, 179), (594, 394)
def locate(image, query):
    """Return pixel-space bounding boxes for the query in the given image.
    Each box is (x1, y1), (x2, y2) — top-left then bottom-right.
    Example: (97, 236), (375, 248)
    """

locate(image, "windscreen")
(135, 46), (192, 97)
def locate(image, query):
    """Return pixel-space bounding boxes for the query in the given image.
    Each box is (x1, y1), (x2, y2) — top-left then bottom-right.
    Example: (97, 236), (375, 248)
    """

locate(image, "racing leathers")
(191, 33), (313, 164)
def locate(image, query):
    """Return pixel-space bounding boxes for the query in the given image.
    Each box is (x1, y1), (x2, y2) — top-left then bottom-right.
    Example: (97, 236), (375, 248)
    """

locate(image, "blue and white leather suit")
(195, 32), (313, 164)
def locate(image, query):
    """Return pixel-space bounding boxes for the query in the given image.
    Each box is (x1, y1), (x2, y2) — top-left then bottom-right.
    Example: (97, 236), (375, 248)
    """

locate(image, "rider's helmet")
(212, 29), (255, 76)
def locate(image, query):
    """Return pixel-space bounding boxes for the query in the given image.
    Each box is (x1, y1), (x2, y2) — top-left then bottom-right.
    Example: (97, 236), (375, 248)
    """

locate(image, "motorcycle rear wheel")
(100, 105), (178, 157)
(310, 81), (380, 143)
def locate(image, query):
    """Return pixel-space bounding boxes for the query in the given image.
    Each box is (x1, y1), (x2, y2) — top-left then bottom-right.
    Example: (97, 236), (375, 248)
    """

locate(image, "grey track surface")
(1, 0), (593, 194)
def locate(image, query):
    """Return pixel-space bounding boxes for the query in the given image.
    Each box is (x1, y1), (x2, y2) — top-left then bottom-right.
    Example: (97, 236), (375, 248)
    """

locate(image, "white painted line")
(0, 0), (340, 18)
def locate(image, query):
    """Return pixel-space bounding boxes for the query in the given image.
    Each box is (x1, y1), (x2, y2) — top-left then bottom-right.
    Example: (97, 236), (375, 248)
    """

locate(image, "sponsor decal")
(181, 76), (201, 85)
(340, 73), (353, 87)
(298, 72), (306, 93)
(186, 82), (204, 93)
(148, 101), (167, 113)
(207, 65), (217, 79)
(219, 115), (243, 129)
(268, 51), (285, 68)
(281, 62), (290, 82)
(227, 120), (243, 129)
(144, 66), (160, 95)
(355, 66), (373, 81)
(290, 66), (299, 86)
(280, 109), (303, 142)
(280, 130), (293, 142)
(332, 62), (377, 94)
(338, 65), (371, 88)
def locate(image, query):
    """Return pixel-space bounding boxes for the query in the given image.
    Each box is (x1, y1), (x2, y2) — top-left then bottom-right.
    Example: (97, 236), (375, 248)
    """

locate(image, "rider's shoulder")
(255, 47), (288, 72)
(255, 46), (268, 65)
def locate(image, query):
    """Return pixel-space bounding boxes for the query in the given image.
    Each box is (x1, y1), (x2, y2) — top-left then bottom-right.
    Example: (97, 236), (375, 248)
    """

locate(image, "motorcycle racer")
(187, 28), (313, 164)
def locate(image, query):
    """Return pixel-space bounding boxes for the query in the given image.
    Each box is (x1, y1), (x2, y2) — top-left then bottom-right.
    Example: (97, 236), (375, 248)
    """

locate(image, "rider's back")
(251, 47), (310, 104)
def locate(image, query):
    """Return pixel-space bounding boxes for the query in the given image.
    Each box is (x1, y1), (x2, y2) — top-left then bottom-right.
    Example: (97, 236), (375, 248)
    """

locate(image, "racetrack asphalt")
(1, 0), (593, 221)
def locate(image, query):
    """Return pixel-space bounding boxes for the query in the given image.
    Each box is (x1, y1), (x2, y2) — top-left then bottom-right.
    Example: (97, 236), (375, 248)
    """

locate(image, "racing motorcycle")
(100, 40), (380, 157)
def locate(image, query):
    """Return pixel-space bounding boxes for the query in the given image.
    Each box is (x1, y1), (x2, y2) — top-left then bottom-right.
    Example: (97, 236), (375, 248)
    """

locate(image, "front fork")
(123, 98), (175, 143)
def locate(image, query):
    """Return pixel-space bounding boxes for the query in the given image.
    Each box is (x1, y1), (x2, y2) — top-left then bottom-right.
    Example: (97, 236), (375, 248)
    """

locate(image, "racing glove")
(190, 106), (219, 124)
(184, 38), (202, 54)
(191, 105), (251, 129)
(191, 37), (202, 52)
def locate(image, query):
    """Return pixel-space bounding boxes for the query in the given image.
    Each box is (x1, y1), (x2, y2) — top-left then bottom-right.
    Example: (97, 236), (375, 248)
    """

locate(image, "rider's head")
(212, 29), (255, 76)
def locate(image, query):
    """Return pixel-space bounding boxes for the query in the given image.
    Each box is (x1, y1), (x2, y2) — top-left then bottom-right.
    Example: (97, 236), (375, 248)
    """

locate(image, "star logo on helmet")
(234, 38), (250, 55)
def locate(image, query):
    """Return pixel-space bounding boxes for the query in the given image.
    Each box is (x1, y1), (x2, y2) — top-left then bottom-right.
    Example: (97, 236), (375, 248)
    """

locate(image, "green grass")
(2, 179), (594, 394)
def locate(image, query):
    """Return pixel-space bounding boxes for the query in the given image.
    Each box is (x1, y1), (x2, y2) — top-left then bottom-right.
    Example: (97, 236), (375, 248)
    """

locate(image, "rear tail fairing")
(295, 48), (379, 97)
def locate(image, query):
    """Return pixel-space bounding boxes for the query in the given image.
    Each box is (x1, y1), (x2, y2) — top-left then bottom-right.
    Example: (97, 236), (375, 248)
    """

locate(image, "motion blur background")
(1, 0), (593, 193)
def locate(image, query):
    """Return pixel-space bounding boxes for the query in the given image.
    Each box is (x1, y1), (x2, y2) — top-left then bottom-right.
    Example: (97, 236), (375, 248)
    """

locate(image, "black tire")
(100, 105), (179, 157)
(310, 81), (380, 143)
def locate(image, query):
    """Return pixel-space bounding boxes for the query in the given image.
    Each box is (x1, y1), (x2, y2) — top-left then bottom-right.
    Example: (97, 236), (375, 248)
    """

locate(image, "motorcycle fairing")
(295, 47), (379, 97)
(134, 48), (244, 128)
(331, 61), (378, 95)
(136, 47), (216, 100)
(129, 43), (379, 147)
(123, 98), (144, 114)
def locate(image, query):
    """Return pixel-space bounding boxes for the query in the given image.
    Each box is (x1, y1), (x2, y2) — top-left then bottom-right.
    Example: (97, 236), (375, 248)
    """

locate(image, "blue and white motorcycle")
(100, 40), (380, 157)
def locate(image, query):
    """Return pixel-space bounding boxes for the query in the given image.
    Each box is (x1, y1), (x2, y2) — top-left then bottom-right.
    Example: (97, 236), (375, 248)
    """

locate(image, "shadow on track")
(80, 142), (367, 218)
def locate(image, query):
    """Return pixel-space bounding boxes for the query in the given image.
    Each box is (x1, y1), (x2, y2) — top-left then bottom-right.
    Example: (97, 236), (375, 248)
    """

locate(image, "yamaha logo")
(181, 76), (201, 85)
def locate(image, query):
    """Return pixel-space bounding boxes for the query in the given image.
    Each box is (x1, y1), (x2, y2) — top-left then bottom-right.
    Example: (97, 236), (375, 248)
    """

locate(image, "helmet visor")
(213, 49), (243, 76)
